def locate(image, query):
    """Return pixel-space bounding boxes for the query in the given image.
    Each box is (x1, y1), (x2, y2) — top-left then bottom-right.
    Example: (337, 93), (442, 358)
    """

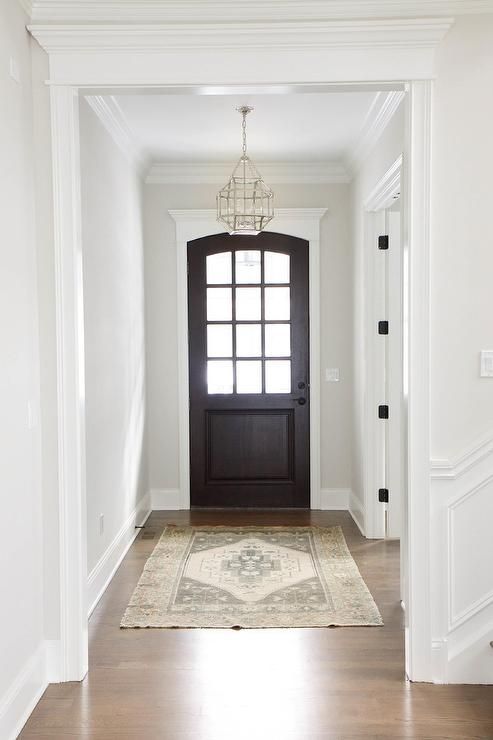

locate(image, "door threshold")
(190, 506), (311, 511)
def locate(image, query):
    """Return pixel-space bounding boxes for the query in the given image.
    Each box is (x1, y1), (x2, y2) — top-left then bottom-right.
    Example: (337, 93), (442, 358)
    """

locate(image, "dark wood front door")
(188, 231), (310, 508)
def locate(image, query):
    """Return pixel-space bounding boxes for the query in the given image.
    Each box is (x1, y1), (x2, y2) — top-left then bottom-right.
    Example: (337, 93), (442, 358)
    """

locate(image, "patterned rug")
(121, 525), (383, 629)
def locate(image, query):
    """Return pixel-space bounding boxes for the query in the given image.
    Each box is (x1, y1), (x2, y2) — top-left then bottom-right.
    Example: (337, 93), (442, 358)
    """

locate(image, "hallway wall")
(143, 183), (352, 504)
(0, 2), (45, 736)
(431, 15), (493, 461)
(349, 103), (405, 531)
(79, 99), (149, 592)
(430, 14), (493, 683)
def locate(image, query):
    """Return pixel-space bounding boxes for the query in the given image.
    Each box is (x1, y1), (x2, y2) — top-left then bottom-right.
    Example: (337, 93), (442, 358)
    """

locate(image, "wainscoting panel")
(431, 433), (493, 683)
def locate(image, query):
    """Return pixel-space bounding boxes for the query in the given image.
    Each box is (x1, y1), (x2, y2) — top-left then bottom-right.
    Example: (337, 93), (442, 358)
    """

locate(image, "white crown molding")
(28, 18), (453, 54)
(364, 154), (402, 210)
(430, 432), (493, 480)
(85, 95), (147, 178)
(28, 0), (493, 23)
(146, 161), (350, 185)
(346, 91), (405, 177)
(168, 207), (327, 223)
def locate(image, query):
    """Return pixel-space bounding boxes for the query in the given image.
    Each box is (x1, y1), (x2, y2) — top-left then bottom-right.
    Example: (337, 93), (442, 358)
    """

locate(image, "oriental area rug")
(121, 525), (383, 629)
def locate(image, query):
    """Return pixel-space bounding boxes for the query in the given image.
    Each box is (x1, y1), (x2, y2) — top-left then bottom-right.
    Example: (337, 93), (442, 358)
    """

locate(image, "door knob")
(297, 397), (306, 405)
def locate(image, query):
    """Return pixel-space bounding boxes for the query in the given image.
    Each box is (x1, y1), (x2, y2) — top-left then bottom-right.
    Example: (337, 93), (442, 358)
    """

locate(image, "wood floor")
(20, 511), (493, 739)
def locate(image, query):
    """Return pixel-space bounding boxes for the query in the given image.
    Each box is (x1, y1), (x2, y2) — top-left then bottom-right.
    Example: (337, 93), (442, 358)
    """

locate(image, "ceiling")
(113, 91), (377, 165)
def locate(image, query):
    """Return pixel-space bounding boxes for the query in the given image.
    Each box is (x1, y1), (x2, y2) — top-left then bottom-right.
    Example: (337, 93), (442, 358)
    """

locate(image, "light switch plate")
(325, 367), (340, 382)
(480, 351), (493, 377)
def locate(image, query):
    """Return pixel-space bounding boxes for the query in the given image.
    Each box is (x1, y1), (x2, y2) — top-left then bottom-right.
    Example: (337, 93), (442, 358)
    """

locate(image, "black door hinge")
(378, 235), (389, 250)
(378, 320), (389, 335)
(378, 488), (389, 503)
(378, 404), (389, 419)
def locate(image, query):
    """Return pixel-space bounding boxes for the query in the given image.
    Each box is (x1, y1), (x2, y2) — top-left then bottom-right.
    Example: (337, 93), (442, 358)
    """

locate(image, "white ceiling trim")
(28, 18), (453, 53)
(85, 95), (148, 177)
(345, 90), (405, 177)
(146, 161), (350, 185)
(29, 0), (493, 23)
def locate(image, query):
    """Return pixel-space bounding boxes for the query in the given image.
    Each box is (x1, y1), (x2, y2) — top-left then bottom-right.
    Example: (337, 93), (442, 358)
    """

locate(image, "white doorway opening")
(47, 80), (432, 685)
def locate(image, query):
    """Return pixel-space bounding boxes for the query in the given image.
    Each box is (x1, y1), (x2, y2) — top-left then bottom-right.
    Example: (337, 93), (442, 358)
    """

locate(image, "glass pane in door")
(207, 288), (232, 321)
(265, 287), (290, 320)
(264, 251), (290, 283)
(236, 361), (262, 393)
(236, 287), (261, 321)
(265, 360), (291, 393)
(207, 360), (233, 394)
(206, 252), (232, 284)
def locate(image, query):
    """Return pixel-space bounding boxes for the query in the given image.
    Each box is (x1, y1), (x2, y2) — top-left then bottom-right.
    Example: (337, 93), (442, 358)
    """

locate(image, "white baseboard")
(348, 490), (365, 536)
(319, 487), (350, 510)
(150, 488), (182, 510)
(87, 492), (152, 616)
(314, 488), (366, 540)
(0, 644), (47, 740)
(44, 640), (61, 684)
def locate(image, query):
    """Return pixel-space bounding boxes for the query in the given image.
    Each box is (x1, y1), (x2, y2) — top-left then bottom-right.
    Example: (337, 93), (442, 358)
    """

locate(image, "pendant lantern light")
(217, 106), (274, 236)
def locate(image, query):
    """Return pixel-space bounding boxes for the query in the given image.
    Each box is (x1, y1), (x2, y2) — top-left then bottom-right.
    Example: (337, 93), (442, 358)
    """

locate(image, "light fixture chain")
(237, 105), (253, 156)
(242, 109), (247, 155)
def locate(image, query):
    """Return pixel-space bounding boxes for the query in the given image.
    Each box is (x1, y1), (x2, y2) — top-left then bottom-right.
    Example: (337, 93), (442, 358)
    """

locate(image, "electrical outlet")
(99, 514), (104, 535)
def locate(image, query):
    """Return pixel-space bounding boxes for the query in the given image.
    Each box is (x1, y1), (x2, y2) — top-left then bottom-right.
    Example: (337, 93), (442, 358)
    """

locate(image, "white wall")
(143, 182), (352, 502)
(31, 35), (61, 646)
(350, 104), (405, 528)
(79, 99), (149, 581)
(431, 16), (493, 461)
(429, 15), (493, 683)
(0, 1), (46, 736)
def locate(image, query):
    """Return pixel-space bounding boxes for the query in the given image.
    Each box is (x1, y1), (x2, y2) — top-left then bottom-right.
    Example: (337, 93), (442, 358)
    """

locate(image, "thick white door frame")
(50, 86), (89, 681)
(403, 80), (432, 682)
(49, 80), (432, 683)
(169, 208), (325, 512)
(363, 155), (403, 540)
(386, 206), (404, 541)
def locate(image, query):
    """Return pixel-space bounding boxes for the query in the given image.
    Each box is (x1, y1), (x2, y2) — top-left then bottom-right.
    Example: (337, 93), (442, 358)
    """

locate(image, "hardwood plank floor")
(20, 511), (493, 739)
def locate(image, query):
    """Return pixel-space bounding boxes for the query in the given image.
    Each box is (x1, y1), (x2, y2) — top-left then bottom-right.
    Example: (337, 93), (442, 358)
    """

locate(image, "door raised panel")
(206, 410), (294, 482)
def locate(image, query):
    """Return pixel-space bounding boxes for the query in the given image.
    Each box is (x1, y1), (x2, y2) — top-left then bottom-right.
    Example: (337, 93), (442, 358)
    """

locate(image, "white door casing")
(37, 18), (433, 681)
(363, 156), (403, 540)
(169, 208), (325, 512)
(363, 156), (405, 542)
(386, 206), (404, 541)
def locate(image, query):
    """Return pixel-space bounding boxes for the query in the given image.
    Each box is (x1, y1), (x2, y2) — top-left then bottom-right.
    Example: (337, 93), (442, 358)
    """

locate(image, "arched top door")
(188, 231), (310, 508)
